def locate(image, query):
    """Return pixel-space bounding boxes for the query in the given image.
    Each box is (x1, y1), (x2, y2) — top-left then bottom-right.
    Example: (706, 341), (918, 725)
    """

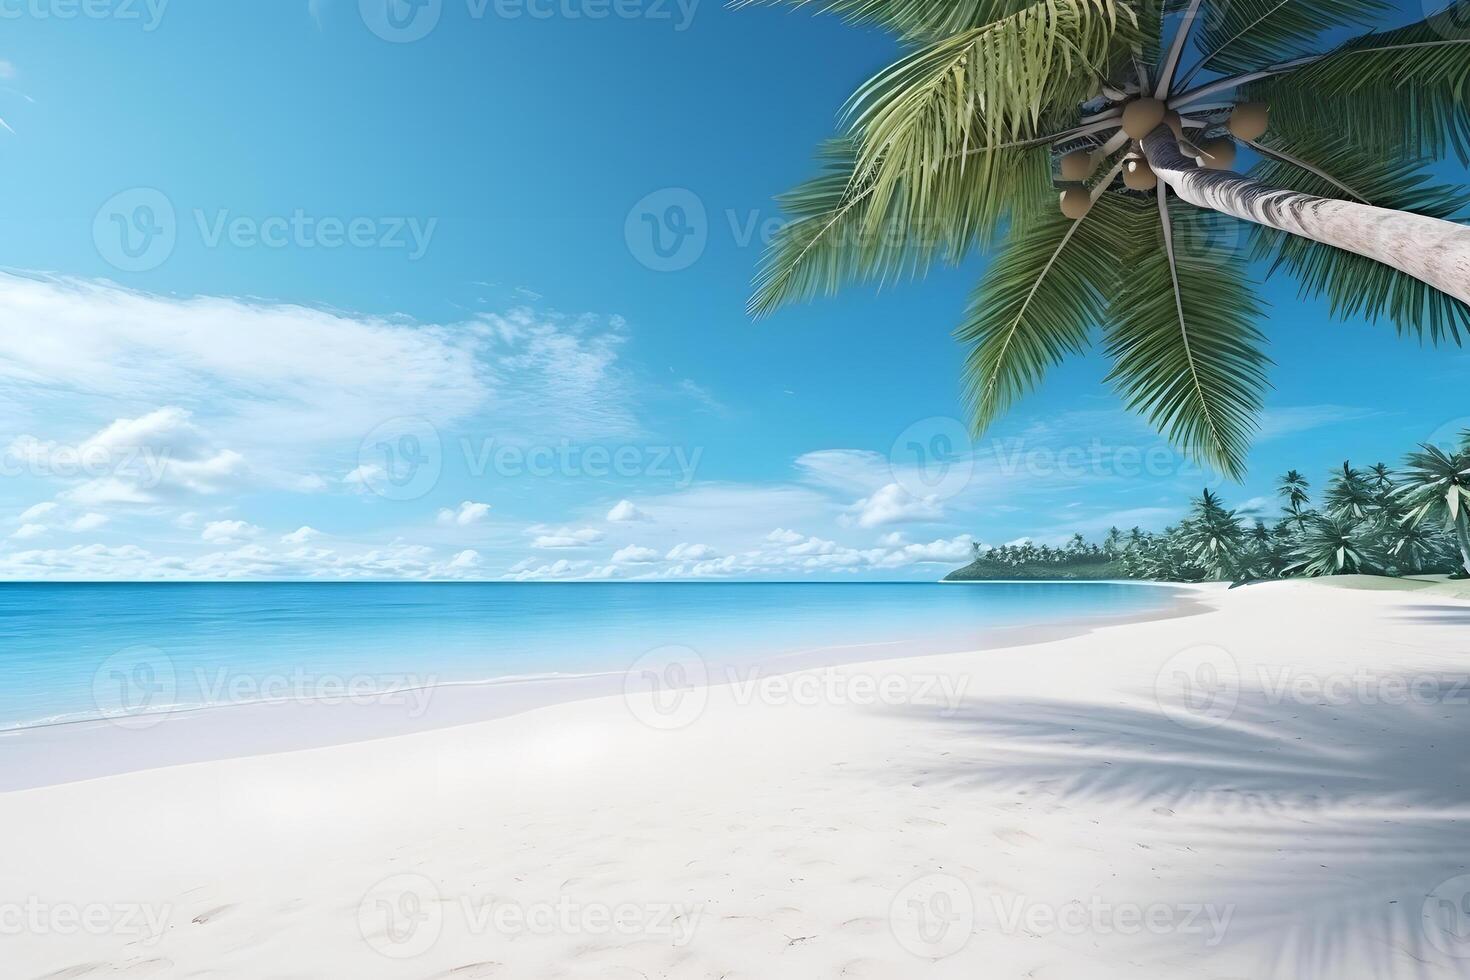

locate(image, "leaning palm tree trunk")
(1141, 127), (1470, 306)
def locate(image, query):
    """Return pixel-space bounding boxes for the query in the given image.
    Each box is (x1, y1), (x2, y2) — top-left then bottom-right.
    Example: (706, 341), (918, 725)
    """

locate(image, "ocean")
(0, 581), (1180, 731)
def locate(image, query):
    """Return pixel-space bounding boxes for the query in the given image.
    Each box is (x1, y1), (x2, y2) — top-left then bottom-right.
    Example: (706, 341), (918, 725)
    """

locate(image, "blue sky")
(0, 0), (1464, 580)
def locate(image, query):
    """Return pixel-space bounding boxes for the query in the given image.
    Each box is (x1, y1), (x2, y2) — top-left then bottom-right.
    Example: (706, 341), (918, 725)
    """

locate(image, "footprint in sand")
(191, 904), (234, 925)
(430, 963), (503, 978)
(37, 966), (104, 980)
(837, 915), (887, 936)
(993, 827), (1040, 847)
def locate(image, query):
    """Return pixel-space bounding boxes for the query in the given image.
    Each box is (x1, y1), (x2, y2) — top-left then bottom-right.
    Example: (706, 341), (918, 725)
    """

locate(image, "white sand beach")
(5, 578), (1470, 979)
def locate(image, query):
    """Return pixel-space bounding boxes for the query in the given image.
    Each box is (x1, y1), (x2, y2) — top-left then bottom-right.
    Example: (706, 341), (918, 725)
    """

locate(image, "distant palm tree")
(1277, 469), (1311, 528)
(1384, 519), (1455, 575)
(747, 0), (1470, 478)
(1288, 515), (1385, 576)
(1399, 437), (1470, 574)
(1324, 461), (1378, 521)
(1181, 487), (1245, 577)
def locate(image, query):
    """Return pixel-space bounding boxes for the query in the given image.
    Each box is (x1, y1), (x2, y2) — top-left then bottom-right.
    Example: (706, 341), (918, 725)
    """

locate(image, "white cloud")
(281, 526), (320, 544)
(11, 523), (45, 540)
(437, 501), (492, 526)
(611, 544), (661, 564)
(201, 520), (259, 543)
(787, 535), (838, 556)
(17, 501), (55, 522)
(0, 278), (640, 488)
(69, 513), (109, 533)
(766, 528), (804, 545)
(606, 499), (648, 522)
(877, 535), (976, 566)
(850, 483), (944, 528)
(0, 60), (15, 81)
(501, 558), (618, 581)
(794, 449), (892, 493)
(529, 525), (603, 549)
(1236, 496), (1274, 517)
(1257, 405), (1378, 441)
(445, 549), (480, 570)
(666, 542), (718, 561)
(11, 407), (252, 506)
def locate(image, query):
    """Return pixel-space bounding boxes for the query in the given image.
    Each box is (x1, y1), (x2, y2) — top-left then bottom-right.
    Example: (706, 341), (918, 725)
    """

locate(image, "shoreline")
(6, 579), (1470, 977)
(0, 584), (1207, 792)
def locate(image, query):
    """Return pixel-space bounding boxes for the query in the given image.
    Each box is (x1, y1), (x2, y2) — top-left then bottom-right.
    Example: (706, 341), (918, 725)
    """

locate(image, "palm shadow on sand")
(881, 678), (1470, 977)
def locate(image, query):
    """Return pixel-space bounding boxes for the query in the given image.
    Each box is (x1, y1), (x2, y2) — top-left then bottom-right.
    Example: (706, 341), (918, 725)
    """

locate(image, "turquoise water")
(0, 582), (1177, 730)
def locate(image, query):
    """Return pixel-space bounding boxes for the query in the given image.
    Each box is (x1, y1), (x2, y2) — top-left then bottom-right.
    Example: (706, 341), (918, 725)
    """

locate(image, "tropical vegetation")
(946, 431), (1470, 582)
(746, 0), (1470, 480)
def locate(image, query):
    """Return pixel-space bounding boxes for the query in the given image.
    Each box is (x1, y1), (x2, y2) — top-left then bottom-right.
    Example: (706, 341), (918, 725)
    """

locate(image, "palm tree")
(1277, 469), (1311, 528)
(1398, 437), (1470, 574)
(1180, 487), (1246, 578)
(1384, 519), (1456, 575)
(746, 0), (1470, 479)
(1288, 514), (1386, 576)
(1324, 460), (1378, 521)
(1244, 518), (1292, 579)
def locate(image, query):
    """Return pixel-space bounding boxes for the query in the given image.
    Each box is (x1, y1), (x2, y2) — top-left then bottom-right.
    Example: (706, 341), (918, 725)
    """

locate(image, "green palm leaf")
(960, 191), (1145, 433)
(1246, 130), (1470, 343)
(747, 135), (1052, 316)
(1248, 0), (1470, 162)
(1191, 0), (1389, 78)
(1104, 192), (1269, 479)
(847, 0), (1137, 242)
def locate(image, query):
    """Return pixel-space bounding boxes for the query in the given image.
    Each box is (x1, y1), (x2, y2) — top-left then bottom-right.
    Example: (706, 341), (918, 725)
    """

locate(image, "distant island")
(946, 449), (1470, 585)
(945, 536), (1123, 581)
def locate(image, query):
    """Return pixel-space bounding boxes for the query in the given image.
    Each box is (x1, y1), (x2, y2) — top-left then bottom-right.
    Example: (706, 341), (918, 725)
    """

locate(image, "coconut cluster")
(1054, 97), (1270, 218)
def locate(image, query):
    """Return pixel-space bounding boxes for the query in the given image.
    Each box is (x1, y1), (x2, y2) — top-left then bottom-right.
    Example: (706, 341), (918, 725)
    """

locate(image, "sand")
(4, 578), (1470, 979)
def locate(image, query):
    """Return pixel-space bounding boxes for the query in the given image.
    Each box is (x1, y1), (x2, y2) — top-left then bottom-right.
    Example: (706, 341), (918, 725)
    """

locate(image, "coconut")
(1059, 188), (1092, 220)
(1123, 155), (1158, 191)
(1163, 110), (1183, 138)
(1199, 137), (1237, 170)
(1228, 102), (1269, 141)
(1060, 149), (1094, 181)
(1122, 98), (1167, 138)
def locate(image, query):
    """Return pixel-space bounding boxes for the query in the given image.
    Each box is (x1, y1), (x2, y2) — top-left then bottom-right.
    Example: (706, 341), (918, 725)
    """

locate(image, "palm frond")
(1190, 0), (1389, 79)
(959, 191), (1145, 434)
(1247, 0), (1470, 163)
(847, 0), (1137, 244)
(747, 136), (1052, 316)
(1246, 129), (1470, 344)
(1104, 191), (1269, 480)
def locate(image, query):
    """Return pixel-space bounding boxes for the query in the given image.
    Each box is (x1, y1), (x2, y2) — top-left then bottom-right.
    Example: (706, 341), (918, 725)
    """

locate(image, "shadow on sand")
(883, 676), (1470, 977)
